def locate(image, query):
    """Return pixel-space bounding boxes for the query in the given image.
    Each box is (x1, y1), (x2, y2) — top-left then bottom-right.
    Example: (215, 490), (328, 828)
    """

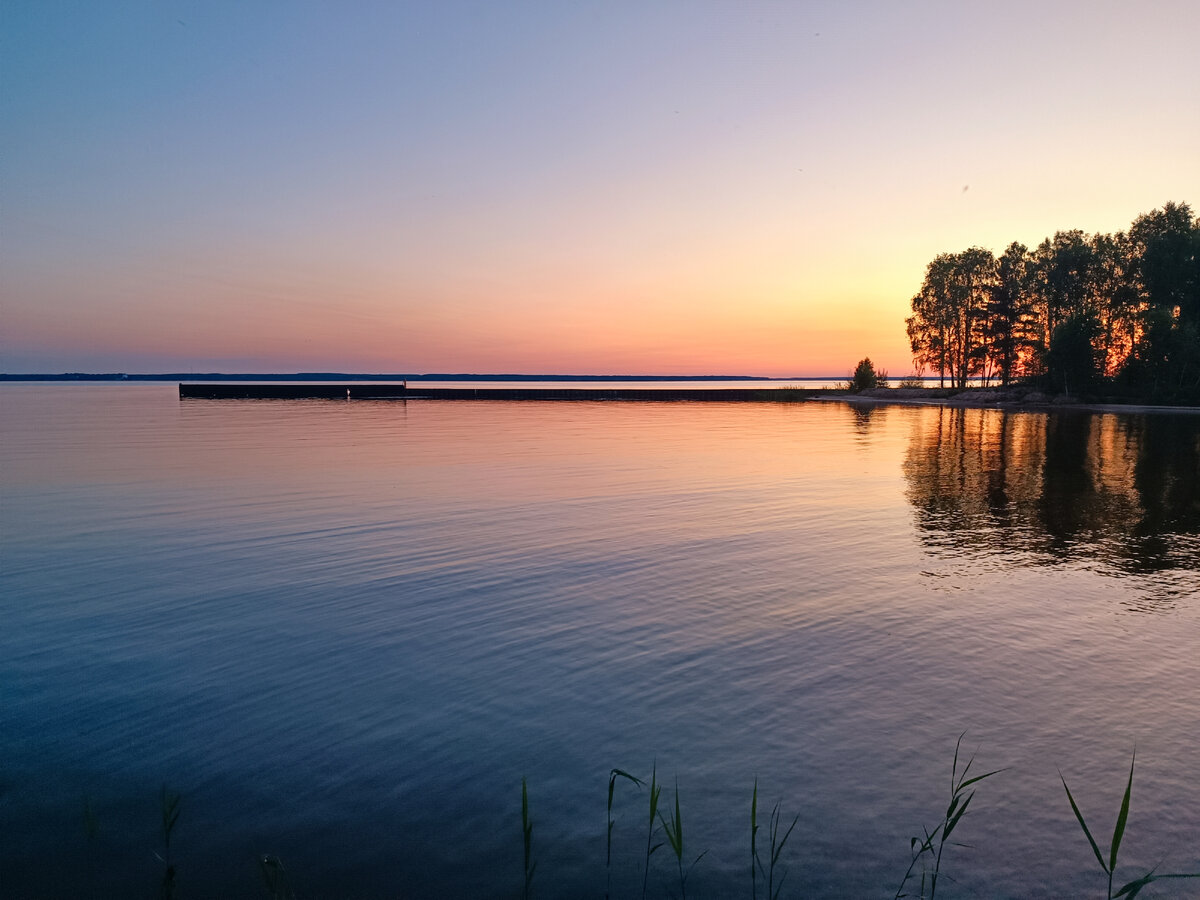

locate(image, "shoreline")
(824, 387), (1200, 415)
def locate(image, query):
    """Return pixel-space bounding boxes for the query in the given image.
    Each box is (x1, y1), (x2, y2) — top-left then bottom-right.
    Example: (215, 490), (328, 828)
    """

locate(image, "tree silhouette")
(906, 202), (1199, 401)
(849, 357), (886, 392)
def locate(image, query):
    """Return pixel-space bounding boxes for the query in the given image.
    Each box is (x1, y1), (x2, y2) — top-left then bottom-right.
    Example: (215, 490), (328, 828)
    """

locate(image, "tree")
(906, 249), (995, 389)
(1090, 231), (1141, 377)
(1130, 202), (1199, 323)
(848, 357), (887, 392)
(950, 247), (997, 388)
(907, 254), (955, 387)
(1045, 313), (1104, 397)
(1121, 202), (1200, 399)
(987, 242), (1038, 386)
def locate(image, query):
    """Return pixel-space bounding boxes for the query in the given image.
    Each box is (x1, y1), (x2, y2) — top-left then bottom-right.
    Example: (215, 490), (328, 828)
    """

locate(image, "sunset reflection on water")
(902, 406), (1200, 597)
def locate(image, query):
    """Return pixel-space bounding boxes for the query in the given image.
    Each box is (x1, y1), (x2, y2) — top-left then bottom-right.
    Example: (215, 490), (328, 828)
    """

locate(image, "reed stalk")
(607, 768), (643, 900)
(764, 800), (798, 899)
(894, 733), (1002, 900)
(751, 779), (759, 900)
(641, 762), (662, 900)
(259, 854), (294, 900)
(751, 778), (797, 900)
(521, 777), (536, 900)
(658, 777), (706, 900)
(82, 794), (100, 900)
(158, 785), (181, 900)
(1061, 749), (1200, 899)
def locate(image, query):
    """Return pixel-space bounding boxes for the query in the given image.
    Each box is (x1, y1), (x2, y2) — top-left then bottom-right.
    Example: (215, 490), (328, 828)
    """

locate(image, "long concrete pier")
(178, 383), (810, 401)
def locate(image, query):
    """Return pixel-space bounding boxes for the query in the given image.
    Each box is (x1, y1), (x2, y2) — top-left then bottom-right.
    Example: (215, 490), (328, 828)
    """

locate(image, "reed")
(158, 785), (181, 900)
(82, 794), (100, 900)
(641, 762), (663, 900)
(1061, 750), (1200, 899)
(607, 768), (643, 900)
(894, 733), (1002, 900)
(259, 854), (294, 900)
(751, 781), (797, 900)
(25, 743), (1200, 897)
(658, 778), (706, 900)
(521, 777), (536, 900)
(82, 795), (100, 840)
(751, 779), (759, 900)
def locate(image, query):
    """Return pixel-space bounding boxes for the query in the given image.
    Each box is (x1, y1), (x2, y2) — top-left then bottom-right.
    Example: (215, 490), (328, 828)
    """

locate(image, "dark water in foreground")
(2, 384), (1198, 898)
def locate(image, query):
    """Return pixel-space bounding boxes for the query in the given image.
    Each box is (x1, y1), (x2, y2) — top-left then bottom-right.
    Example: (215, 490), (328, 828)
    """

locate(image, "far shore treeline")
(905, 202), (1199, 402)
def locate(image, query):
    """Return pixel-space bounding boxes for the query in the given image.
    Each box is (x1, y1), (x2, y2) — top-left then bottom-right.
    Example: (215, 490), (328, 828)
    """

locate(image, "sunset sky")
(3, 1), (1198, 376)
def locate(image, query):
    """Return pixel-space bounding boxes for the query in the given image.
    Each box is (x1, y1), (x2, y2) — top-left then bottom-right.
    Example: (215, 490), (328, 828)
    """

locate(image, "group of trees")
(905, 202), (1200, 400)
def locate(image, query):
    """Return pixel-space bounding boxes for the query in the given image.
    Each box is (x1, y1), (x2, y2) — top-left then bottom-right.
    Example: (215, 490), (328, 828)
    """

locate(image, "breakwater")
(180, 383), (408, 399)
(178, 383), (810, 401)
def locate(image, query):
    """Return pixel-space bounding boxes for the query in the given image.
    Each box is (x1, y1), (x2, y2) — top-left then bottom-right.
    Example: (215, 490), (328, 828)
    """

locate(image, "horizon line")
(1, 371), (855, 381)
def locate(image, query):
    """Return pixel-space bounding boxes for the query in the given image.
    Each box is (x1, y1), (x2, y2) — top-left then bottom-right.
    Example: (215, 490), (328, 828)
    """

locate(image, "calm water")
(2, 383), (1198, 898)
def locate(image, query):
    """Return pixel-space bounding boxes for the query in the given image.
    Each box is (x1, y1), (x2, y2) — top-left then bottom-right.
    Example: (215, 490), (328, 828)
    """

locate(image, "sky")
(3, 1), (1198, 376)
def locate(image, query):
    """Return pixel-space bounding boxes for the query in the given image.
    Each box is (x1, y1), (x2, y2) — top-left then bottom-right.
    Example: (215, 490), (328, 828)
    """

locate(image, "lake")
(2, 383), (1198, 898)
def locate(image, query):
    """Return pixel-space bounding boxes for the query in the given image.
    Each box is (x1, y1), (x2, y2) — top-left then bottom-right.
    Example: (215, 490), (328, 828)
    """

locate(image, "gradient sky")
(3, 1), (1198, 375)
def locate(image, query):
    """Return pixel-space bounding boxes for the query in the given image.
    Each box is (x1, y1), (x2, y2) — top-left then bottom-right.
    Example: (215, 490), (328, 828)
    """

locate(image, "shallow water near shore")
(2, 383), (1198, 898)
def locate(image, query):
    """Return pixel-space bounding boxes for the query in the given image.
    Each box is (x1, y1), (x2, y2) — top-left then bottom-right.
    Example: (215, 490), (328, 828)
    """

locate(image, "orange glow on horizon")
(5, 5), (1195, 375)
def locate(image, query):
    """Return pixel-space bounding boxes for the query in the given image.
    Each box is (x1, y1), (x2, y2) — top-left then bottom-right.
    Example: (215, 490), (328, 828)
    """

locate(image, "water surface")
(2, 384), (1198, 897)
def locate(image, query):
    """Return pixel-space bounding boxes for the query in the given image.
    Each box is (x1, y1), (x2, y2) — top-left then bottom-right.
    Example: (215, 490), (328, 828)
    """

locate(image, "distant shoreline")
(1, 372), (822, 382)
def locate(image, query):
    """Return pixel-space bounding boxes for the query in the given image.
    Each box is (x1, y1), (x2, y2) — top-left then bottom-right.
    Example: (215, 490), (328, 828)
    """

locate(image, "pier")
(178, 383), (808, 401)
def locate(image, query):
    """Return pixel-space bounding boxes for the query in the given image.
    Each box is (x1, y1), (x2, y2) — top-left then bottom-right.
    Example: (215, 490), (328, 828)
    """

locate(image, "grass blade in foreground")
(764, 798), (798, 900)
(158, 785), (181, 900)
(1109, 752), (1134, 876)
(82, 795), (101, 900)
(641, 763), (662, 900)
(658, 778), (707, 900)
(894, 733), (1002, 900)
(607, 768), (643, 900)
(521, 777), (536, 899)
(752, 780), (798, 900)
(259, 855), (294, 900)
(751, 779), (759, 900)
(1062, 751), (1200, 899)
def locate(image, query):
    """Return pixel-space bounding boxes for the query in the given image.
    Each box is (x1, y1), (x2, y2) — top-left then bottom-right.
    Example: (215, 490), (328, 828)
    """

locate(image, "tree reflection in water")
(901, 406), (1200, 606)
